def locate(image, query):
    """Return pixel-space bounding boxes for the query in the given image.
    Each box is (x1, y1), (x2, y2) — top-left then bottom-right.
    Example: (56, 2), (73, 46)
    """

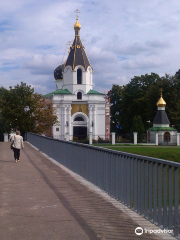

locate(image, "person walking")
(12, 131), (24, 163)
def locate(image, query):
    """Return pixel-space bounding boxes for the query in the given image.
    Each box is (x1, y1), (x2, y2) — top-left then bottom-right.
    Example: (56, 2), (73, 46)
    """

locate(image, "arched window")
(77, 69), (82, 84)
(164, 132), (170, 142)
(77, 92), (82, 100)
(74, 117), (84, 121)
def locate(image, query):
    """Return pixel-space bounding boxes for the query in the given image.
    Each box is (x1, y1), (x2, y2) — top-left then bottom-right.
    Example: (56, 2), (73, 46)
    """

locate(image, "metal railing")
(26, 132), (180, 238)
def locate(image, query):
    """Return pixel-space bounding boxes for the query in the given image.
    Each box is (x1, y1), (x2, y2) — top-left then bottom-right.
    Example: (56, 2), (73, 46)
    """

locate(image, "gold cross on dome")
(159, 88), (163, 97)
(74, 9), (80, 20)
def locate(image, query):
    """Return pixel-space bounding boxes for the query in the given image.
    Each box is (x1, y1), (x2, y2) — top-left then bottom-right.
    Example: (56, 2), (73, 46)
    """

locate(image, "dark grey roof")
(153, 110), (170, 125)
(54, 63), (64, 80)
(64, 34), (92, 70)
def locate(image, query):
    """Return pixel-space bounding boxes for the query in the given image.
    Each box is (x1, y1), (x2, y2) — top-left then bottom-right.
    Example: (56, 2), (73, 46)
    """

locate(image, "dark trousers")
(13, 148), (20, 160)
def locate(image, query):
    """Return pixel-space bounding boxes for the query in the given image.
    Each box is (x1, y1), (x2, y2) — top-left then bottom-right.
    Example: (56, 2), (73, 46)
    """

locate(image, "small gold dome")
(74, 19), (81, 30)
(157, 96), (166, 107)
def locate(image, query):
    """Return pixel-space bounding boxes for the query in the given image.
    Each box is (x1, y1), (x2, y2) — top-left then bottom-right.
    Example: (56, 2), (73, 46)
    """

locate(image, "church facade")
(44, 16), (110, 141)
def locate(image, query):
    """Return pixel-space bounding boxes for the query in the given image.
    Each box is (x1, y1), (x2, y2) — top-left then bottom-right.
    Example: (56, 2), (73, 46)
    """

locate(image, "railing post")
(155, 133), (158, 145)
(174, 167), (179, 236)
(111, 132), (115, 145)
(65, 132), (69, 141)
(89, 132), (92, 144)
(133, 132), (137, 145)
(3, 133), (8, 142)
(177, 133), (180, 146)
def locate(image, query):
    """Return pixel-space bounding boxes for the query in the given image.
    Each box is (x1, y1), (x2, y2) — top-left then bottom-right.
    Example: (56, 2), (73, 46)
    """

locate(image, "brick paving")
(0, 142), (175, 240)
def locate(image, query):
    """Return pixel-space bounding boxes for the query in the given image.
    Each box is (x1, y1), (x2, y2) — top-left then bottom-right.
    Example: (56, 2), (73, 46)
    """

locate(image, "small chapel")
(147, 89), (177, 145)
(44, 12), (110, 141)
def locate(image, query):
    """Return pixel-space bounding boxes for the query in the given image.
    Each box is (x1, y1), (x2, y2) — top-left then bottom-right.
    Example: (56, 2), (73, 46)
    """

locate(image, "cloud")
(90, 36), (101, 44)
(22, 54), (62, 75)
(88, 46), (117, 65)
(123, 57), (165, 70)
(105, 39), (171, 57)
(0, 0), (180, 95)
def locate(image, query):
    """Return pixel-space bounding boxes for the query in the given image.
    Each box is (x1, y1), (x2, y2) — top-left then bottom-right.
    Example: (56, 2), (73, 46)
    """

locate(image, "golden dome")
(74, 19), (81, 30)
(157, 96), (166, 107)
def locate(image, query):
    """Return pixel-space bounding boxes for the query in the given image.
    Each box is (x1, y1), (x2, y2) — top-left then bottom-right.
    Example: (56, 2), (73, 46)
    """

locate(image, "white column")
(59, 106), (63, 139)
(111, 132), (115, 145)
(89, 132), (92, 144)
(177, 133), (180, 146)
(65, 132), (70, 141)
(155, 132), (159, 145)
(88, 106), (92, 133)
(67, 105), (71, 139)
(3, 133), (8, 142)
(63, 106), (67, 137)
(133, 132), (138, 145)
(92, 105), (96, 139)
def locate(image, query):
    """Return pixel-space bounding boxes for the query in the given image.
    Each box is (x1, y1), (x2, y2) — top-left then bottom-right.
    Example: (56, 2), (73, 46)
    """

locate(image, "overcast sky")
(0, 0), (180, 94)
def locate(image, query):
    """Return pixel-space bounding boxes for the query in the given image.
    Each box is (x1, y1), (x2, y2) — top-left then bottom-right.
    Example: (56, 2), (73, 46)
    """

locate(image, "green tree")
(109, 71), (180, 134)
(175, 69), (180, 79)
(0, 82), (59, 137)
(108, 85), (123, 134)
(130, 115), (145, 143)
(166, 73), (180, 132)
(119, 73), (161, 132)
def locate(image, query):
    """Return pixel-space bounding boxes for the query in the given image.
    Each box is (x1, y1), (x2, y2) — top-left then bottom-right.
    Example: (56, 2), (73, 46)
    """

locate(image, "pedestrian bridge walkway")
(0, 142), (175, 240)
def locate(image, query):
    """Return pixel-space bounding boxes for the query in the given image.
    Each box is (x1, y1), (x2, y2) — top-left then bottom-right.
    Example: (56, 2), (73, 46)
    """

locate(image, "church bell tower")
(54, 10), (93, 95)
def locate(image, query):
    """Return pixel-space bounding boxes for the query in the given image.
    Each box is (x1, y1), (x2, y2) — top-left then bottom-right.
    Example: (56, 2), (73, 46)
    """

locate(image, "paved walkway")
(0, 142), (175, 240)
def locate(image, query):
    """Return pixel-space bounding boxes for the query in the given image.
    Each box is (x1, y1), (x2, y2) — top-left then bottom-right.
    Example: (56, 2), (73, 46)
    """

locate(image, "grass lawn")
(98, 146), (180, 163)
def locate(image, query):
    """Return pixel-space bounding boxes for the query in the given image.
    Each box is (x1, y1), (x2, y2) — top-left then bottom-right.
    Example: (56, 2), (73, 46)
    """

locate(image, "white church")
(44, 14), (110, 141)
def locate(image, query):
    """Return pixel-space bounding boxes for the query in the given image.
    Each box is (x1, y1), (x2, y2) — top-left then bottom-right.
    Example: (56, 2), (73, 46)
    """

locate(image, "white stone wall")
(94, 104), (106, 139)
(52, 93), (106, 140)
(55, 79), (63, 89)
(52, 92), (105, 103)
(153, 124), (169, 127)
(149, 131), (177, 145)
(62, 65), (93, 94)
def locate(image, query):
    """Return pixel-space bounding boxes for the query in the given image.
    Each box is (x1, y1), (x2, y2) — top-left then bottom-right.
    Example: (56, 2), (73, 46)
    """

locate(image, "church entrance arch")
(73, 126), (87, 140)
(72, 112), (88, 140)
(164, 132), (170, 142)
